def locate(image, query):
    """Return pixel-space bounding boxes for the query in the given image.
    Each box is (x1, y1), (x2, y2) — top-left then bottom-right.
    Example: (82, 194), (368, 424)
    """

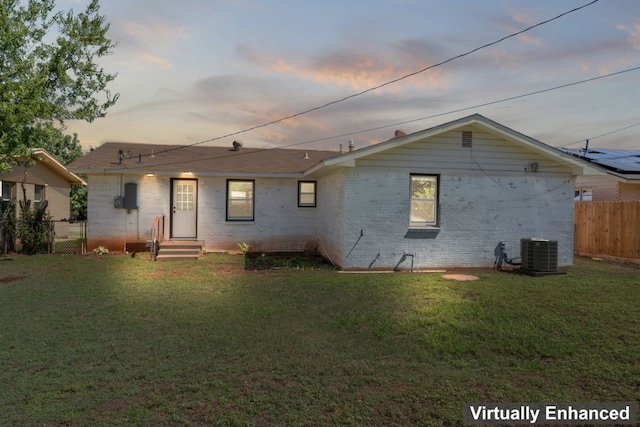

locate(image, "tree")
(39, 126), (87, 219)
(40, 123), (83, 164)
(0, 0), (118, 172)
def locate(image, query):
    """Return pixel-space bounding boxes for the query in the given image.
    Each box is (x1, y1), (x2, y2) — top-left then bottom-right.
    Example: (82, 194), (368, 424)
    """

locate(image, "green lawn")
(0, 254), (638, 426)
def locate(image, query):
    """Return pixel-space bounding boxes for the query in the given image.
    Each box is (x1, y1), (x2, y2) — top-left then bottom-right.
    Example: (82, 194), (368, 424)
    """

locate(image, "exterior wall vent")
(520, 238), (558, 273)
(462, 131), (472, 148)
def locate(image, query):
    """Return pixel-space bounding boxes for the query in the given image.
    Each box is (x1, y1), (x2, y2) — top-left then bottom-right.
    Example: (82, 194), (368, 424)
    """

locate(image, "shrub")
(93, 246), (109, 255)
(16, 199), (53, 255)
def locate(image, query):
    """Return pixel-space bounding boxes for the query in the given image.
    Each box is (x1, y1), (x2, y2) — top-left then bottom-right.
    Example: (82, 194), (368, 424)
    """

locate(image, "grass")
(0, 254), (638, 426)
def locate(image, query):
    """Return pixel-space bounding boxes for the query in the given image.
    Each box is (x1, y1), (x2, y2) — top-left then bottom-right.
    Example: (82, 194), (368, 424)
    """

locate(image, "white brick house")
(68, 114), (600, 269)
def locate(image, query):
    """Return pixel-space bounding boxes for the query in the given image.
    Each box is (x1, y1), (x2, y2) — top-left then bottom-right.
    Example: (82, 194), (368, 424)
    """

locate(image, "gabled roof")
(68, 142), (340, 177)
(1, 148), (86, 185)
(556, 147), (640, 175)
(31, 149), (87, 185)
(314, 113), (604, 176)
(69, 114), (604, 179)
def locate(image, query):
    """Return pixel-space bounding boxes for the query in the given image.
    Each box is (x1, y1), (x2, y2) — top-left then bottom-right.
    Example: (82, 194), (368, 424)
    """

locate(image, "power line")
(282, 65), (640, 149)
(124, 64), (639, 170)
(148, 0), (600, 157)
(562, 120), (640, 148)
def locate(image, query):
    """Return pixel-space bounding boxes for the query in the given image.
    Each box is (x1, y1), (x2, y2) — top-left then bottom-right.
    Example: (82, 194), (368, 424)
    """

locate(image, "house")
(68, 114), (601, 269)
(0, 148), (86, 239)
(556, 147), (640, 201)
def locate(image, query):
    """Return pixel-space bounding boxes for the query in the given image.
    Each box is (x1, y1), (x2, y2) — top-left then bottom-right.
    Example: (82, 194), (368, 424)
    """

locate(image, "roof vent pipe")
(348, 140), (355, 152)
(394, 129), (407, 138)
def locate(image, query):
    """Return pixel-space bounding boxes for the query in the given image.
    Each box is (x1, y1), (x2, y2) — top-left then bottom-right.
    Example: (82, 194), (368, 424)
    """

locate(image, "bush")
(93, 246), (109, 255)
(16, 199), (53, 255)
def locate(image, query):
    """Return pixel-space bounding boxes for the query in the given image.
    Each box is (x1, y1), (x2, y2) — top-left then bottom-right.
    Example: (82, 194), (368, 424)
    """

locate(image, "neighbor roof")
(556, 147), (640, 175)
(31, 149), (87, 185)
(68, 142), (340, 177)
(1, 148), (86, 185)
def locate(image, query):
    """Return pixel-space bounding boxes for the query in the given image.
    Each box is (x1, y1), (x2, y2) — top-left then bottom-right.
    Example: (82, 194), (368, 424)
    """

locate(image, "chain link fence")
(0, 220), (86, 255)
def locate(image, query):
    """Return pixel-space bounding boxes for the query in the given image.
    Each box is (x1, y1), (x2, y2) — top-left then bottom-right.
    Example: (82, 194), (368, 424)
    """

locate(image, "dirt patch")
(0, 275), (26, 283)
(245, 252), (334, 271)
(442, 274), (479, 281)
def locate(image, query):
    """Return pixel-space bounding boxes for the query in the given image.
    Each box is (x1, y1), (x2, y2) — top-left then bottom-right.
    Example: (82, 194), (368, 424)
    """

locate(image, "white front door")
(171, 179), (197, 239)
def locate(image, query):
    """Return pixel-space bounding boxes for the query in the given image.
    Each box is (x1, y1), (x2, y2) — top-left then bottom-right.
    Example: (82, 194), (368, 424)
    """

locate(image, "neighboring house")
(68, 114), (601, 270)
(0, 148), (86, 238)
(556, 147), (640, 201)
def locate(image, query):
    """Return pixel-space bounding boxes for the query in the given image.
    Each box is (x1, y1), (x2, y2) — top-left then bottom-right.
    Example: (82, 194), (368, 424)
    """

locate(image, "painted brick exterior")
(316, 169), (346, 266)
(337, 169), (575, 269)
(87, 174), (319, 253)
(80, 117), (585, 268)
(86, 166), (577, 267)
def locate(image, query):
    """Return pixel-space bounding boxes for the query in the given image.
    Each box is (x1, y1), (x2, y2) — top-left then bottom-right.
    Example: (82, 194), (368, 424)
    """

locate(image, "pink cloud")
(137, 52), (173, 69)
(617, 22), (640, 49)
(237, 44), (449, 92)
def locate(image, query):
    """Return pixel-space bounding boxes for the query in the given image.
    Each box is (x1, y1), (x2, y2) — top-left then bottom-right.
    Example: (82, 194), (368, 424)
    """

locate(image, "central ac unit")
(520, 238), (558, 273)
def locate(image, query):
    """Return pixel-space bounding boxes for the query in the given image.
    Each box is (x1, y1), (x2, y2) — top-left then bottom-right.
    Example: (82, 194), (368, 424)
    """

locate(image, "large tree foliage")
(40, 123), (83, 164)
(0, 0), (118, 172)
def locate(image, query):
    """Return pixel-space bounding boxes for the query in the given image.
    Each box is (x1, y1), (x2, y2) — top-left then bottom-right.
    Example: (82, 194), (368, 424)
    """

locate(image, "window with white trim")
(410, 175), (438, 227)
(298, 181), (316, 207)
(227, 180), (254, 221)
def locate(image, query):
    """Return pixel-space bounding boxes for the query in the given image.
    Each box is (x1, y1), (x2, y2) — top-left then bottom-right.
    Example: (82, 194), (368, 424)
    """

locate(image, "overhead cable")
(123, 64), (638, 170)
(148, 0), (601, 157)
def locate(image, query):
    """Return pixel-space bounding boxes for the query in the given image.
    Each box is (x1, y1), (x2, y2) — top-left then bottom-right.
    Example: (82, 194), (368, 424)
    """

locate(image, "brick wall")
(87, 174), (320, 253)
(316, 169), (346, 265)
(198, 177), (318, 253)
(340, 169), (575, 270)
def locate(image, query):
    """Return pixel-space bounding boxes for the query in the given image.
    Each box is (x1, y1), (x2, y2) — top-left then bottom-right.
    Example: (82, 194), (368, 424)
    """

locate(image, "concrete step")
(155, 242), (203, 260)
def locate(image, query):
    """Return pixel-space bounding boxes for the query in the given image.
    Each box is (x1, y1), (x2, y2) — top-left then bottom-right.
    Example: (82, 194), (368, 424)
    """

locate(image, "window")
(34, 185), (45, 209)
(227, 180), (254, 221)
(175, 183), (194, 211)
(298, 181), (316, 207)
(1, 181), (14, 201)
(410, 175), (438, 227)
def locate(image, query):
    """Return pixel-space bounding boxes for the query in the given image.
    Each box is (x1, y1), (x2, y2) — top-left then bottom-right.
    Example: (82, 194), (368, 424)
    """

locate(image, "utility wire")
(284, 65), (640, 149)
(123, 64), (639, 170)
(561, 120), (640, 148)
(147, 0), (600, 157)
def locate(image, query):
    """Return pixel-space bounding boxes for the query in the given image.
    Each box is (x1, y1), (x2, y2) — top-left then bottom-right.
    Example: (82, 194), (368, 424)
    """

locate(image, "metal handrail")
(150, 215), (165, 260)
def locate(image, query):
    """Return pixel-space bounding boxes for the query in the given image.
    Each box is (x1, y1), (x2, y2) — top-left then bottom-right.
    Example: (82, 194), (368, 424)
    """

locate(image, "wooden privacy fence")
(574, 201), (640, 261)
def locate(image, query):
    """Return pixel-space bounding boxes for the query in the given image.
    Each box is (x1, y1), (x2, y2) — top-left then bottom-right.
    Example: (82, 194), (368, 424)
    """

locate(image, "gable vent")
(462, 131), (472, 148)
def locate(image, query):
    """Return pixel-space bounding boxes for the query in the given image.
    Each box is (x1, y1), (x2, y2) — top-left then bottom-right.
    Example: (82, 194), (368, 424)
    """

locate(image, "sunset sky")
(62, 0), (640, 152)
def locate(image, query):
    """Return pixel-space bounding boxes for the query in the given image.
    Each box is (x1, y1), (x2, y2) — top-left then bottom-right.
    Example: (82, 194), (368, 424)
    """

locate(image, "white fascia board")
(31, 148), (87, 185)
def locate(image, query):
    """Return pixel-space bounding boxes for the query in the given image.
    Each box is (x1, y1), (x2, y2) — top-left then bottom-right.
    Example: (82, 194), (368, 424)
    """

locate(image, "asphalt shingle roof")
(68, 142), (340, 175)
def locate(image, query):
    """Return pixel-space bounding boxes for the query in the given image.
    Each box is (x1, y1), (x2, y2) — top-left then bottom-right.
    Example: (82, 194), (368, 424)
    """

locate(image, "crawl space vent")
(462, 131), (473, 148)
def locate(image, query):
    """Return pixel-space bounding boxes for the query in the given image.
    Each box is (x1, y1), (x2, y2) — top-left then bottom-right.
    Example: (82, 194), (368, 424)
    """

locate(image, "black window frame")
(226, 179), (255, 221)
(298, 181), (317, 208)
(409, 174), (440, 228)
